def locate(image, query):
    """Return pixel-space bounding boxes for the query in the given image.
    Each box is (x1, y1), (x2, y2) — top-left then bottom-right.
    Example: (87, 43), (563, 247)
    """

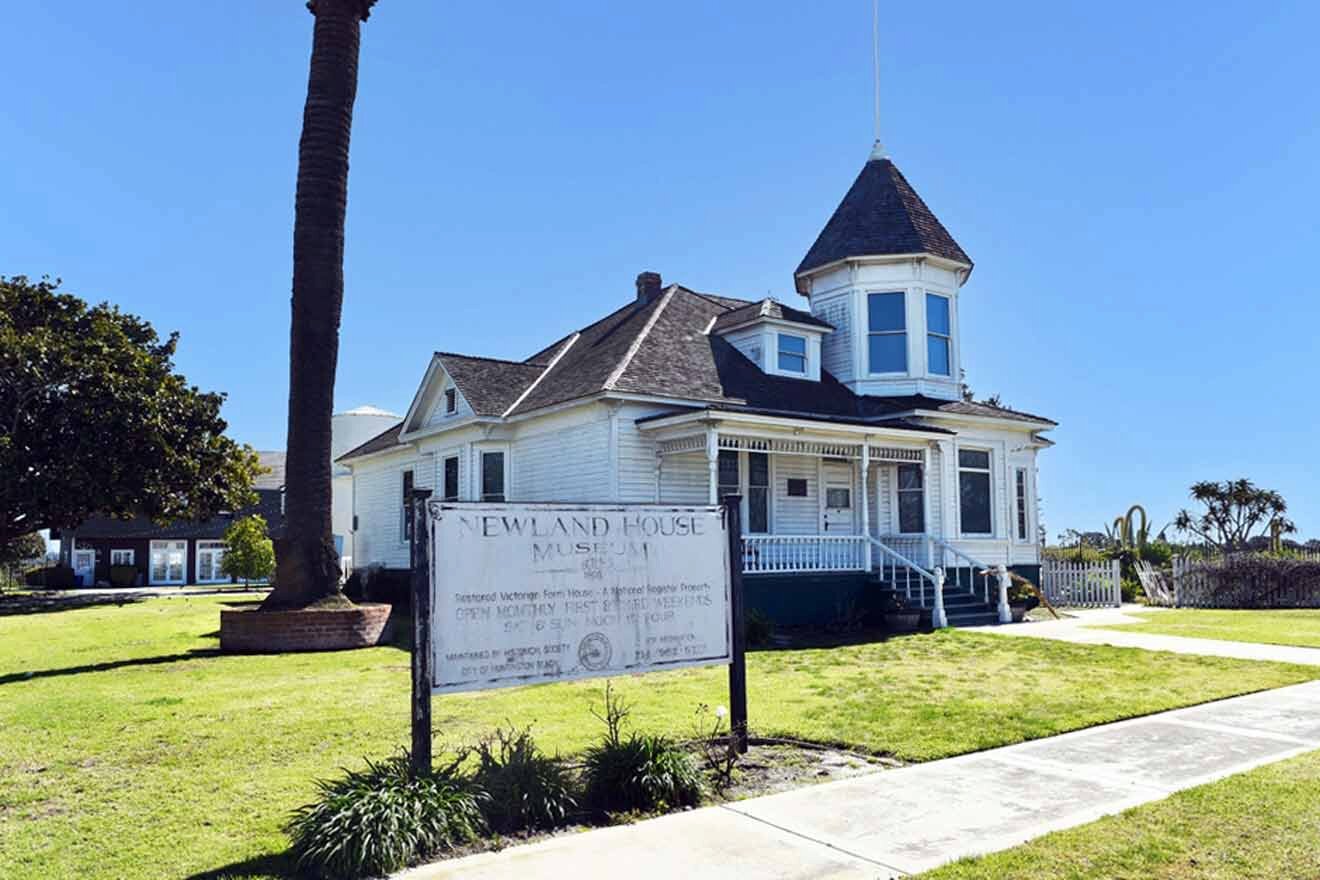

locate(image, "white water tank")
(332, 405), (401, 572)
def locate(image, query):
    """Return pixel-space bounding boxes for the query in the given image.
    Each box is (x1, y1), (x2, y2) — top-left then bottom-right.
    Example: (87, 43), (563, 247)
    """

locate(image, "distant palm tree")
(267, 0), (378, 609)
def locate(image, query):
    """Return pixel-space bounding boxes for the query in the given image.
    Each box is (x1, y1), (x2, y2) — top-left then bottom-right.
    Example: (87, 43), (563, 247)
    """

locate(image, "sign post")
(723, 495), (749, 754)
(409, 488), (433, 777)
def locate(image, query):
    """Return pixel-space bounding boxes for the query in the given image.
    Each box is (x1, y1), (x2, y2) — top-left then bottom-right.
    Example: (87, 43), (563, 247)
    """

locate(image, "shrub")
(745, 607), (774, 648)
(582, 684), (703, 814)
(472, 725), (578, 834)
(24, 565), (75, 588)
(109, 565), (138, 588)
(287, 754), (485, 880)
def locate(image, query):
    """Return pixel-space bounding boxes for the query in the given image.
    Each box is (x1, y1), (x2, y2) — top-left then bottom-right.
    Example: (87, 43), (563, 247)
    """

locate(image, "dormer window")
(926, 293), (951, 376)
(777, 333), (807, 374)
(867, 292), (907, 373)
(444, 387), (456, 414)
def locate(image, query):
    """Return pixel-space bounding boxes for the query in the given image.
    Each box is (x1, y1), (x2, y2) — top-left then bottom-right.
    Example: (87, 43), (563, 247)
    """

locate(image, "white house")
(340, 154), (1056, 626)
(331, 404), (402, 571)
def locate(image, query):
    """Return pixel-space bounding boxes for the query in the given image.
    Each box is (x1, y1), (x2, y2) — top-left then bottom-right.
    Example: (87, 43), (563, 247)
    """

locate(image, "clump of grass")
(582, 683), (703, 813)
(286, 753), (484, 880)
(472, 724), (578, 834)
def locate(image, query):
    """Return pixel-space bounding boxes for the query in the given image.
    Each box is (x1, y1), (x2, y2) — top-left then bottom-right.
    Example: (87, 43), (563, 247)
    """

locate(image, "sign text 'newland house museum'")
(340, 149), (1056, 627)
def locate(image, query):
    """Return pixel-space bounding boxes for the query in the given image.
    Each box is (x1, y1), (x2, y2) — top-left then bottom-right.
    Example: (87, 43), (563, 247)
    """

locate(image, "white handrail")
(742, 535), (867, 574)
(869, 536), (937, 607)
(928, 535), (996, 604)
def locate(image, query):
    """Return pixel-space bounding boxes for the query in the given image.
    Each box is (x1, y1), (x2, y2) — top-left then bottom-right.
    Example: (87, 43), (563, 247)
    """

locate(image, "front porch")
(642, 410), (1036, 623)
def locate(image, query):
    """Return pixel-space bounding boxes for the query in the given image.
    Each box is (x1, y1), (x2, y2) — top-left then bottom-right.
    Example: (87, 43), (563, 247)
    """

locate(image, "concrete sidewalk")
(398, 679), (1320, 879)
(969, 605), (1320, 666)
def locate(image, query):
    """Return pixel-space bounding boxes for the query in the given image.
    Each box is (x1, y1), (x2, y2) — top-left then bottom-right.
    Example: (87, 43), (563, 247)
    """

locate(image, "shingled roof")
(709, 298), (832, 334)
(432, 352), (547, 417)
(340, 277), (1050, 464)
(796, 158), (972, 277)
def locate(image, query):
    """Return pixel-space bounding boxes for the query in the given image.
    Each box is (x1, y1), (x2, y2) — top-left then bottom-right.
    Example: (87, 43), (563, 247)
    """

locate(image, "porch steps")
(875, 580), (1004, 628)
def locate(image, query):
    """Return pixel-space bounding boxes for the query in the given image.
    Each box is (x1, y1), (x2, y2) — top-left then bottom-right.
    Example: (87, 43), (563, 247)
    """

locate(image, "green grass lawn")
(922, 747), (1320, 879)
(1100, 609), (1320, 649)
(2, 597), (1318, 880)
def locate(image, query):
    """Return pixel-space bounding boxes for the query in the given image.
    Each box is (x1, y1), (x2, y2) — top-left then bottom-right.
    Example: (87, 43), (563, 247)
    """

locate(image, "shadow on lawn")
(0, 648), (223, 686)
(183, 850), (296, 880)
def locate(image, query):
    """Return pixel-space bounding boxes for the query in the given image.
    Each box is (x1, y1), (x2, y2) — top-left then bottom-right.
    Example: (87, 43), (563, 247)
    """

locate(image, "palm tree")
(267, 0), (378, 610)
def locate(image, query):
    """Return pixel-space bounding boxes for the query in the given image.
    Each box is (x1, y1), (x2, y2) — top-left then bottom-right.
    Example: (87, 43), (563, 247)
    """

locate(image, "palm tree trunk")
(267, 0), (377, 610)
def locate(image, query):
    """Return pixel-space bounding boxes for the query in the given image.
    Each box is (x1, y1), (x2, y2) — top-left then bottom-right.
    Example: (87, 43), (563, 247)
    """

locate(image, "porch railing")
(869, 536), (938, 607)
(928, 536), (996, 604)
(741, 535), (868, 574)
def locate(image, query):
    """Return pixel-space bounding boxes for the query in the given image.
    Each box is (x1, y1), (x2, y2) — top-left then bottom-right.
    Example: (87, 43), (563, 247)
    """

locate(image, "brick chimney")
(635, 271), (662, 304)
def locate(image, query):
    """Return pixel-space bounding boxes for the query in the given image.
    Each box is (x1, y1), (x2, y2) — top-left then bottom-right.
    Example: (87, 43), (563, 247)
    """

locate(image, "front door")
(820, 462), (854, 534)
(195, 541), (227, 584)
(72, 549), (95, 586)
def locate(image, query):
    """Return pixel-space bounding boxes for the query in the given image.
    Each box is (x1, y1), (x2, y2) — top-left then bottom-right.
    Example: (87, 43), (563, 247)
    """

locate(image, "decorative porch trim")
(720, 435), (860, 459)
(656, 436), (706, 456)
(869, 445), (923, 463)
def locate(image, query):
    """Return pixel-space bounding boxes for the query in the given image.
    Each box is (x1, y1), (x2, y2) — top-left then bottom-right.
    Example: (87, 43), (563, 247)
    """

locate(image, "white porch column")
(922, 444), (934, 568)
(860, 438), (871, 570)
(997, 564), (1012, 623)
(938, 439), (957, 540)
(932, 567), (948, 628)
(705, 425), (719, 506)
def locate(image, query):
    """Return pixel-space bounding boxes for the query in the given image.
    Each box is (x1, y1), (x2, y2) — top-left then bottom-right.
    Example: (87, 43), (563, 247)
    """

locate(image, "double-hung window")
(400, 470), (415, 542)
(958, 449), (993, 535)
(481, 451), (505, 502)
(777, 333), (807, 374)
(1015, 468), (1029, 541)
(110, 548), (134, 567)
(896, 464), (925, 534)
(867, 292), (907, 373)
(747, 452), (769, 533)
(442, 456), (459, 501)
(926, 293), (951, 376)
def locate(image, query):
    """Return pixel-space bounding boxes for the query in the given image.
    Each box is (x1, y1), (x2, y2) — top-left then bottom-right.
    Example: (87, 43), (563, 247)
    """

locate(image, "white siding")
(350, 449), (422, 569)
(812, 293), (853, 383)
(617, 403), (684, 503)
(659, 452), (708, 504)
(425, 371), (473, 428)
(721, 327), (764, 368)
(772, 455), (817, 534)
(510, 408), (610, 502)
(928, 445), (944, 539)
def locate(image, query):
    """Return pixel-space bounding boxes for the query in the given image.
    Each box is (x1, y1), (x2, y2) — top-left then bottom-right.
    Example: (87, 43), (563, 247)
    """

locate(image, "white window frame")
(110, 548), (135, 567)
(148, 540), (187, 586)
(441, 454), (460, 502)
(925, 292), (952, 377)
(891, 462), (926, 535)
(957, 447), (995, 537)
(444, 387), (457, 415)
(866, 291), (908, 376)
(195, 540), (228, 584)
(715, 450), (774, 535)
(776, 333), (807, 375)
(1014, 467), (1031, 543)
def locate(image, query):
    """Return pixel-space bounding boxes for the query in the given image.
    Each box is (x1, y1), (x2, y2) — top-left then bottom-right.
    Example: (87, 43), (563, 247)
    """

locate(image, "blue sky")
(4, 1), (1318, 541)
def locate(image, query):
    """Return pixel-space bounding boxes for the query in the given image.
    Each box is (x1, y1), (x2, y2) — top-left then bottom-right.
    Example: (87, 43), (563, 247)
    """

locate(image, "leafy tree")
(221, 515), (276, 588)
(269, 0), (379, 610)
(0, 532), (46, 567)
(1173, 479), (1295, 552)
(0, 276), (260, 551)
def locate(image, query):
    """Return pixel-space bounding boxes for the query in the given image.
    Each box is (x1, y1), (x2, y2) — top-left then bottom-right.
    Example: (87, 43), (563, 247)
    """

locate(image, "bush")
(472, 726), (577, 834)
(24, 565), (75, 588)
(287, 754), (485, 880)
(745, 607), (774, 648)
(345, 566), (411, 608)
(109, 565), (138, 588)
(582, 684), (702, 814)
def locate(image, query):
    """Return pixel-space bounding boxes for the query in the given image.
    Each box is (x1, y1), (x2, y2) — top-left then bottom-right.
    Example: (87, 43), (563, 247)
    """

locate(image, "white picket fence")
(1041, 558), (1122, 608)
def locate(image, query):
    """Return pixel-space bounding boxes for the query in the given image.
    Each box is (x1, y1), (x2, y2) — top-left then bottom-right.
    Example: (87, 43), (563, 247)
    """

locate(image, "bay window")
(867, 292), (907, 373)
(958, 449), (993, 535)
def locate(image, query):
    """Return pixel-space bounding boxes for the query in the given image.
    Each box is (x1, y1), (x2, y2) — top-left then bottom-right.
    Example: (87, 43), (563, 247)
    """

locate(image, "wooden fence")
(1041, 558), (1122, 607)
(1171, 554), (1320, 608)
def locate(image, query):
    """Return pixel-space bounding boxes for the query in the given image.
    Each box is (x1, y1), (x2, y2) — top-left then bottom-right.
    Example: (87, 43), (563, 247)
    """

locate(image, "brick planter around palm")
(220, 603), (393, 653)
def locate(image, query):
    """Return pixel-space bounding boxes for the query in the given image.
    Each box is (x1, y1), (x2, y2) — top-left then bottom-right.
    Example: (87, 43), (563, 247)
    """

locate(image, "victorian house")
(340, 152), (1055, 626)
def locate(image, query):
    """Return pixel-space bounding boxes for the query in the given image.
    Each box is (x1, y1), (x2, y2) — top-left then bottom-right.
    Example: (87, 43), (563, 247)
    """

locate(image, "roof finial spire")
(869, 0), (888, 160)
